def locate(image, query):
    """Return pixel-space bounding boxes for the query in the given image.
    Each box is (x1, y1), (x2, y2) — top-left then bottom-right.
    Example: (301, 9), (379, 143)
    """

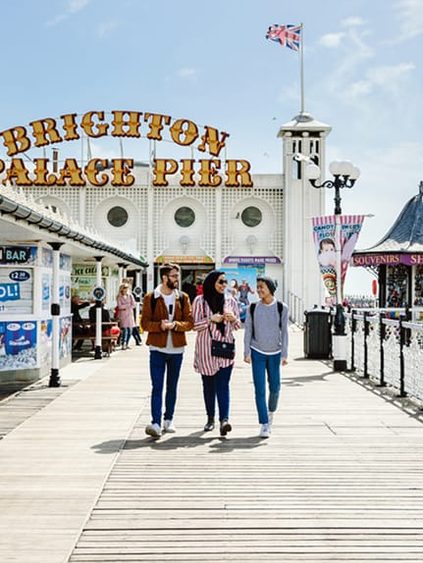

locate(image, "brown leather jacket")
(141, 290), (194, 348)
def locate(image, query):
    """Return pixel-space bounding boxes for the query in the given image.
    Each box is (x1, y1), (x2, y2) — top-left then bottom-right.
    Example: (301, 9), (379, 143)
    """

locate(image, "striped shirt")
(192, 295), (241, 376)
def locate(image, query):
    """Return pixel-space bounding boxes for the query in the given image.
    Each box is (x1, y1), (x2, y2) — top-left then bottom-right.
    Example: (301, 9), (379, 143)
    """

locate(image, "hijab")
(203, 270), (226, 335)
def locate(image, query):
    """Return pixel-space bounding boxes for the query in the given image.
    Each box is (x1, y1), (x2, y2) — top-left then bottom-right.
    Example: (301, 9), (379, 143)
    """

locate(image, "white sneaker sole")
(145, 427), (161, 439)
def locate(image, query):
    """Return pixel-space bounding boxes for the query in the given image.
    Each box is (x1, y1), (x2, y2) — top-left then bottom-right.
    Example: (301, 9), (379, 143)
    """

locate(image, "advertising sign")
(59, 316), (72, 359)
(0, 320), (37, 371)
(312, 215), (365, 300)
(0, 268), (33, 314)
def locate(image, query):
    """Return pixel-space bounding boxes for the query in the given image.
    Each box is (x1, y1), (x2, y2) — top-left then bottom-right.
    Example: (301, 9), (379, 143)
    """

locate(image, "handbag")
(209, 325), (235, 359)
(211, 338), (235, 359)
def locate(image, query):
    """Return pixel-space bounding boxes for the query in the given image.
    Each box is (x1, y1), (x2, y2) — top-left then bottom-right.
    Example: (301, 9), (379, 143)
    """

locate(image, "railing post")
(399, 315), (407, 398)
(379, 312), (386, 387)
(363, 312), (369, 378)
(350, 309), (356, 372)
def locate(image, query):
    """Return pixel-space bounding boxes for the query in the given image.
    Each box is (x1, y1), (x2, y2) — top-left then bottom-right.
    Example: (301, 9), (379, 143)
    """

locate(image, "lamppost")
(305, 160), (360, 371)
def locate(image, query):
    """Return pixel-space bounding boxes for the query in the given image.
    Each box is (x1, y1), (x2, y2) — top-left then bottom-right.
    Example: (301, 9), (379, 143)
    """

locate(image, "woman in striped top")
(192, 270), (241, 436)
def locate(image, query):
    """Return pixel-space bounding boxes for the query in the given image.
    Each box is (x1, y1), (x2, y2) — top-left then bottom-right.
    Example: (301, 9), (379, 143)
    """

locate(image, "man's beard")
(166, 279), (177, 290)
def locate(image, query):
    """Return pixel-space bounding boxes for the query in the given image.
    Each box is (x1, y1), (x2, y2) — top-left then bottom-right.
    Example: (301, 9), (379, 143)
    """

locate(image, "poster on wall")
(60, 273), (71, 314)
(39, 319), (52, 369)
(0, 268), (33, 315)
(59, 316), (72, 359)
(42, 272), (51, 312)
(0, 320), (37, 371)
(223, 266), (259, 320)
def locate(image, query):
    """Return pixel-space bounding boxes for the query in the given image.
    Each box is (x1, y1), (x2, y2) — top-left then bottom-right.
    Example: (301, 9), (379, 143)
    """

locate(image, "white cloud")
(341, 16), (366, 28)
(97, 20), (119, 38)
(68, 0), (90, 13)
(176, 67), (197, 78)
(346, 62), (415, 100)
(348, 80), (373, 98)
(395, 0), (423, 39)
(46, 0), (91, 27)
(370, 62), (415, 86)
(319, 32), (345, 48)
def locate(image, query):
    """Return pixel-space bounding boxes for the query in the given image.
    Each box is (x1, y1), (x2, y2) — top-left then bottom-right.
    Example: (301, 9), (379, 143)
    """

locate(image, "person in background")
(243, 276), (288, 439)
(141, 263), (193, 439)
(192, 270), (240, 436)
(182, 275), (198, 304)
(89, 301), (111, 324)
(71, 294), (90, 351)
(116, 284), (136, 350)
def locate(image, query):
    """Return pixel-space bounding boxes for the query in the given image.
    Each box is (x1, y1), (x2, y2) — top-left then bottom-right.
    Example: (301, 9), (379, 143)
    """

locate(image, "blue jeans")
(149, 351), (183, 425)
(251, 349), (281, 424)
(121, 327), (131, 346)
(201, 365), (233, 422)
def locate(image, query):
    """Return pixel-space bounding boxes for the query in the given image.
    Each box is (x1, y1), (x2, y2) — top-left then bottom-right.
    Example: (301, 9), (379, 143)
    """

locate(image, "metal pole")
(399, 316), (406, 397)
(363, 312), (369, 379)
(350, 309), (356, 372)
(379, 312), (386, 387)
(94, 256), (103, 360)
(332, 184), (347, 371)
(49, 242), (63, 387)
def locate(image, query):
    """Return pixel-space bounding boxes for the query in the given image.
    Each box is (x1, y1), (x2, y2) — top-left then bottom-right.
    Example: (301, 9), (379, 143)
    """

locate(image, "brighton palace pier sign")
(0, 110), (253, 188)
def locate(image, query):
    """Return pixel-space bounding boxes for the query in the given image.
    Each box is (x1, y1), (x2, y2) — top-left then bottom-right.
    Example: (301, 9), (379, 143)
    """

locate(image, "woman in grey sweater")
(244, 277), (288, 438)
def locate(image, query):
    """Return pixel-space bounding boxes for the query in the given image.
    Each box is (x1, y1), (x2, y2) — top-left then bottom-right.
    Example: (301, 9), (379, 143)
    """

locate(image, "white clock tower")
(278, 112), (332, 312)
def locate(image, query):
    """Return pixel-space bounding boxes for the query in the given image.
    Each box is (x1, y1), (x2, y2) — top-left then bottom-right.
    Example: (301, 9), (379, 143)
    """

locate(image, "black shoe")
(204, 418), (215, 432)
(220, 419), (232, 436)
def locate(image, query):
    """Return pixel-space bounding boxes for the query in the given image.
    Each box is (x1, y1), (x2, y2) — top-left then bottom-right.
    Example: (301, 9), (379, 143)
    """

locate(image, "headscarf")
(203, 270), (226, 335)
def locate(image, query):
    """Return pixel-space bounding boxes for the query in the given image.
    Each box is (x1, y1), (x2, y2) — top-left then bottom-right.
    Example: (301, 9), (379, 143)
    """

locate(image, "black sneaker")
(220, 419), (232, 436)
(204, 419), (215, 432)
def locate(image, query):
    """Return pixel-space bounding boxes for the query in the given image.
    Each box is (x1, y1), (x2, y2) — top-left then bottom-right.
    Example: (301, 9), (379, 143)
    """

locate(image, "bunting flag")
(265, 24), (302, 51)
(311, 215), (365, 302)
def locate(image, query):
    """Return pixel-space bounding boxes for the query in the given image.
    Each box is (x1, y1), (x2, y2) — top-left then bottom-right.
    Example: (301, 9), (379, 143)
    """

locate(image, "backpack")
(250, 301), (284, 340)
(150, 292), (185, 317)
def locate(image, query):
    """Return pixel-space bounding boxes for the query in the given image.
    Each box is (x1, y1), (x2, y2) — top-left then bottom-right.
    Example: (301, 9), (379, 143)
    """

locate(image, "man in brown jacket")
(141, 263), (193, 438)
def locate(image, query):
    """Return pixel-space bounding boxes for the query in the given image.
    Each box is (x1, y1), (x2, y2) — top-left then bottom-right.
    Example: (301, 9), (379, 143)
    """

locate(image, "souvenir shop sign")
(353, 253), (423, 266)
(0, 110), (253, 188)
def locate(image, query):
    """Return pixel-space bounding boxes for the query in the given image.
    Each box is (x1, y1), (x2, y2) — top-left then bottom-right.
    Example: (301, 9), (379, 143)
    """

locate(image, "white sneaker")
(259, 423), (270, 439)
(268, 412), (274, 426)
(163, 419), (176, 433)
(145, 423), (162, 438)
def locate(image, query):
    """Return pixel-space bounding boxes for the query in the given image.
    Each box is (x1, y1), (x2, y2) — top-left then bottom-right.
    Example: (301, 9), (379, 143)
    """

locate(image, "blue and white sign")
(0, 268), (33, 314)
(9, 270), (31, 282)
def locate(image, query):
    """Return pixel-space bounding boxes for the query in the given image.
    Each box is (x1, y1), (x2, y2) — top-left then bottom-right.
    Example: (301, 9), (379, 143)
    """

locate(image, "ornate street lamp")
(306, 160), (360, 371)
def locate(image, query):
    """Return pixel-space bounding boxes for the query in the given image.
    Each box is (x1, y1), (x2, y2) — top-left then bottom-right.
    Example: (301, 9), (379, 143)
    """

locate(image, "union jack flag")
(266, 24), (302, 51)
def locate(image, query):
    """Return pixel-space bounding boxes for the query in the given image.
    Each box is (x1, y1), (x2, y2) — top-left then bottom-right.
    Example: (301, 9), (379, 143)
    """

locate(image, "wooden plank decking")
(1, 327), (423, 562)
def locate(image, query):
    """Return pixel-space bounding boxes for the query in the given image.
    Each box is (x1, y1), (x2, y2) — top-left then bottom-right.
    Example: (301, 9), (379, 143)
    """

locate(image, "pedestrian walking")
(116, 284), (136, 349)
(192, 270), (241, 436)
(141, 263), (193, 439)
(243, 276), (288, 439)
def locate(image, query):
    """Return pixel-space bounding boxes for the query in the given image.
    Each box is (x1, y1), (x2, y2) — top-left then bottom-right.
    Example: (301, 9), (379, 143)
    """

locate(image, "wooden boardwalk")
(1, 327), (423, 562)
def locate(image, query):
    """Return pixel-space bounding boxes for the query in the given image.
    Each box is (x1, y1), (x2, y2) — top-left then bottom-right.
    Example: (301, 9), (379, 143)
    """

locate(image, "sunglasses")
(217, 279), (228, 285)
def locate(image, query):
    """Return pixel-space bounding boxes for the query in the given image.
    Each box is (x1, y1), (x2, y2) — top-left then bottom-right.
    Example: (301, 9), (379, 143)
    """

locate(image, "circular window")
(107, 206), (129, 227)
(174, 206), (195, 228)
(241, 206), (262, 227)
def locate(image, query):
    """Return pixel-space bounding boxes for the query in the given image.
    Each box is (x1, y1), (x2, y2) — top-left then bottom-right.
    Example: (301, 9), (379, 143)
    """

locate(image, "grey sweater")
(243, 300), (289, 358)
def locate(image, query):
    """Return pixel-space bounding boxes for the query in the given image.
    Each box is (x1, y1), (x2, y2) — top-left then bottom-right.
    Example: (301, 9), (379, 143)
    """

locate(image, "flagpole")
(300, 23), (304, 114)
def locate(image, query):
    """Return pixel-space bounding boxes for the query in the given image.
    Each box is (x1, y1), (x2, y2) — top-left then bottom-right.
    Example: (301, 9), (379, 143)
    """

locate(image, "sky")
(0, 0), (422, 295)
